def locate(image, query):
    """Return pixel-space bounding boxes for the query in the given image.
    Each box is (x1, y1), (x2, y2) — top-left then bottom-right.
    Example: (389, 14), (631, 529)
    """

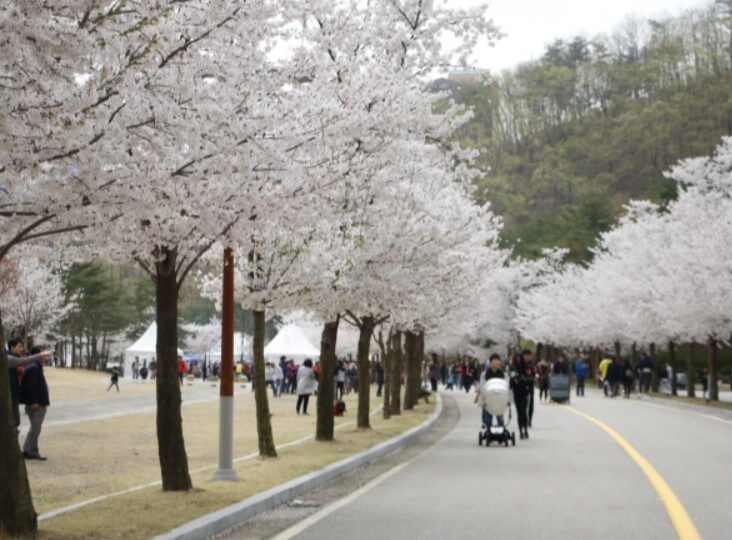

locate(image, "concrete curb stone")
(155, 395), (444, 540)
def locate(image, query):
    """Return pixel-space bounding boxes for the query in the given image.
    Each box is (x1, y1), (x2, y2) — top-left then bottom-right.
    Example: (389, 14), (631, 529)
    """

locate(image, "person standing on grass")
(7, 339), (50, 428)
(273, 361), (284, 397)
(177, 355), (186, 386)
(296, 358), (317, 415)
(107, 367), (120, 392)
(19, 346), (50, 460)
(278, 356), (288, 396)
(335, 360), (346, 399)
(139, 360), (149, 380)
(375, 360), (384, 397)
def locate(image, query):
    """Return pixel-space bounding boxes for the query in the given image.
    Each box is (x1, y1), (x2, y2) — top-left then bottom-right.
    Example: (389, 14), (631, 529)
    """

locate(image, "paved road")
(227, 388), (732, 540)
(18, 380), (233, 429)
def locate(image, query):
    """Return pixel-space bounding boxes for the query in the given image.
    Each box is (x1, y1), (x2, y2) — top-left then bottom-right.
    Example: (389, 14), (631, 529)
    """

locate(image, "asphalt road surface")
(223, 387), (732, 540)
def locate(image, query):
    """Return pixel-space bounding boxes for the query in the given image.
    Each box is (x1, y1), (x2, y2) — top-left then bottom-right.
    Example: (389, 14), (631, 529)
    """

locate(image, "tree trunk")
(593, 347), (600, 387)
(252, 310), (277, 456)
(708, 336), (718, 401)
(614, 341), (621, 363)
(403, 331), (417, 410)
(85, 334), (92, 369)
(686, 343), (696, 398)
(416, 331), (425, 395)
(650, 342), (659, 392)
(155, 251), (192, 491)
(669, 341), (678, 396)
(0, 312), (38, 536)
(356, 316), (374, 429)
(535, 342), (543, 363)
(389, 331), (403, 415)
(380, 332), (391, 420)
(316, 318), (339, 441)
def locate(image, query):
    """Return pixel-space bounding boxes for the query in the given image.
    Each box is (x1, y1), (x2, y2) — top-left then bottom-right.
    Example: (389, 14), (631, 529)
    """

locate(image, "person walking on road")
(574, 356), (587, 397)
(536, 357), (550, 402)
(511, 350), (535, 439)
(296, 359), (318, 415)
(428, 354), (441, 392)
(606, 357), (622, 397)
(553, 354), (570, 375)
(19, 347), (51, 460)
(476, 354), (506, 428)
(622, 360), (634, 398)
(599, 356), (612, 396)
(637, 353), (653, 393)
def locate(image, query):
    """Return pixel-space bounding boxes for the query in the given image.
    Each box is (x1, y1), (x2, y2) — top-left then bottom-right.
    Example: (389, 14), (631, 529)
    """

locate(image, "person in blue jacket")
(574, 356), (587, 397)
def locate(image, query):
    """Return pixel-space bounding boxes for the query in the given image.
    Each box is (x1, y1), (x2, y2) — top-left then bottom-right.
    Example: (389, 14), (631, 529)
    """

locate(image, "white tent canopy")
(264, 324), (320, 364)
(209, 332), (252, 363)
(123, 321), (182, 378)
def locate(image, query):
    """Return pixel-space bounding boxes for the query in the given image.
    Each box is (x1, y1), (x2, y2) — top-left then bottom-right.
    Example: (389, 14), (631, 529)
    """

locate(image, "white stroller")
(478, 378), (516, 447)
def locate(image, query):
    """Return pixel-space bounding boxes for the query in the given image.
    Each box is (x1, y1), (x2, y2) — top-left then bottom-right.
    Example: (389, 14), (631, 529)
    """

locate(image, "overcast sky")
(460, 0), (712, 72)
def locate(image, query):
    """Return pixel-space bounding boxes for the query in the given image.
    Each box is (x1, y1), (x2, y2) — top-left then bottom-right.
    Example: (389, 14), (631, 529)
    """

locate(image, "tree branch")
(159, 8), (241, 69)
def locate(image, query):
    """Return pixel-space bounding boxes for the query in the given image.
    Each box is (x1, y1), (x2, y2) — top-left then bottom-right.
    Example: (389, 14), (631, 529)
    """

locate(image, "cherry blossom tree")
(515, 138), (732, 399)
(0, 256), (73, 344)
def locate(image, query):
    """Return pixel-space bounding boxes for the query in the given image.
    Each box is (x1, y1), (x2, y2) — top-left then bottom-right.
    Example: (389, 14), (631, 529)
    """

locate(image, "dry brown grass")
(44, 368), (154, 404)
(26, 369), (434, 539)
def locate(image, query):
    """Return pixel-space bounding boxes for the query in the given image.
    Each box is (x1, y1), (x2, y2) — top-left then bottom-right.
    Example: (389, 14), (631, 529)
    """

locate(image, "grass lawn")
(25, 369), (434, 539)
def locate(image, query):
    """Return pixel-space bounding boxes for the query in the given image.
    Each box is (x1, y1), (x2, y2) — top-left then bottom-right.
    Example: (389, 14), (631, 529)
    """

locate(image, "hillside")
(447, 0), (732, 261)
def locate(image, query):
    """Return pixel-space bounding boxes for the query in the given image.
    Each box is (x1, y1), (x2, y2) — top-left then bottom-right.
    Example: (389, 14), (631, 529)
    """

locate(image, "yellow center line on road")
(562, 405), (702, 540)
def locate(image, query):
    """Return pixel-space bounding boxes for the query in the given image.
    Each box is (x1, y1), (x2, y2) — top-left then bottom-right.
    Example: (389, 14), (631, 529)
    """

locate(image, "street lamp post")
(212, 247), (239, 481)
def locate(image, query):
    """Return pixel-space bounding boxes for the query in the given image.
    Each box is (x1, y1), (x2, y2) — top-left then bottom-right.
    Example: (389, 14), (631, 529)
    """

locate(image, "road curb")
(155, 395), (444, 540)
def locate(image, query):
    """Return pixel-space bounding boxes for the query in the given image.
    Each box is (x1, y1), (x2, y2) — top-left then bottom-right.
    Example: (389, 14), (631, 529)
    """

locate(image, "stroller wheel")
(511, 433), (516, 446)
(478, 433), (483, 446)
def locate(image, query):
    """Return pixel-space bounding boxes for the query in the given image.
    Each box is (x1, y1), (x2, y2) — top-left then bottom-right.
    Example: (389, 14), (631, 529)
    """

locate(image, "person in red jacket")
(177, 356), (186, 386)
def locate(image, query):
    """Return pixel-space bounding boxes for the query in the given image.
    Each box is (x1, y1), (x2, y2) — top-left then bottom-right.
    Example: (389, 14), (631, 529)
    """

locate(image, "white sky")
(459, 0), (712, 72)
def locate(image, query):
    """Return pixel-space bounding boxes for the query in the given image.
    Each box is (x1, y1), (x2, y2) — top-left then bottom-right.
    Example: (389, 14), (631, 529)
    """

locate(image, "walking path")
(226, 387), (731, 540)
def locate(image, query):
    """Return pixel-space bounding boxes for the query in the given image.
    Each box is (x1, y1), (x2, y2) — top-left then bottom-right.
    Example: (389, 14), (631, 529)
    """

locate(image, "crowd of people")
(9, 335), (720, 462)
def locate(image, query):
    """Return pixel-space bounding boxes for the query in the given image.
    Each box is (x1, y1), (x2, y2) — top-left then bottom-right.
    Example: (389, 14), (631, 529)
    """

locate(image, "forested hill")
(443, 0), (732, 262)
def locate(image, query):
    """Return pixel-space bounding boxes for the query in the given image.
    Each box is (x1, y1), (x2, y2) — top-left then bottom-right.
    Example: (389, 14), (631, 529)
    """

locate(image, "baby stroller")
(478, 378), (516, 447)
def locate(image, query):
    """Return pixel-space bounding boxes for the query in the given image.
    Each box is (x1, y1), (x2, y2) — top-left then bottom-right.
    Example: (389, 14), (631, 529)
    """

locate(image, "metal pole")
(212, 247), (239, 482)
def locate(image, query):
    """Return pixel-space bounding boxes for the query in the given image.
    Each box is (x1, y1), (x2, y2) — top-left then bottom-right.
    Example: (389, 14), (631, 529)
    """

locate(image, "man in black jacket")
(7, 338), (49, 428)
(19, 347), (50, 460)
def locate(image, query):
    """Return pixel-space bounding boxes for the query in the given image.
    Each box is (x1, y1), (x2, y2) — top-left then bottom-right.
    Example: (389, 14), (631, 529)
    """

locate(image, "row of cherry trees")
(1, 1), (502, 535)
(515, 137), (732, 398)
